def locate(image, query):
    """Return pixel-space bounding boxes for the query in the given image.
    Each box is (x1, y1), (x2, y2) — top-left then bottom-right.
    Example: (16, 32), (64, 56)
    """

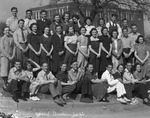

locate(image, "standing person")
(0, 27), (16, 90)
(37, 10), (51, 36)
(111, 30), (123, 74)
(51, 25), (65, 75)
(27, 23), (41, 65)
(77, 26), (89, 69)
(56, 63), (76, 100)
(85, 64), (108, 102)
(7, 60), (30, 102)
(88, 28), (101, 75)
(121, 28), (134, 65)
(96, 18), (105, 36)
(6, 7), (19, 34)
(13, 19), (28, 65)
(121, 19), (131, 34)
(40, 27), (53, 68)
(106, 14), (122, 38)
(50, 14), (62, 35)
(99, 27), (112, 77)
(134, 35), (149, 77)
(24, 9), (36, 33)
(62, 12), (71, 35)
(84, 17), (95, 36)
(101, 63), (130, 104)
(64, 26), (78, 70)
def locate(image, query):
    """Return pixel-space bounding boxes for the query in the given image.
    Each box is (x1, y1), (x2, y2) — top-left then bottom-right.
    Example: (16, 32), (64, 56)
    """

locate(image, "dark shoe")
(12, 96), (19, 103)
(80, 98), (93, 103)
(143, 101), (150, 106)
(59, 97), (67, 105)
(54, 98), (64, 106)
(100, 99), (110, 103)
(22, 97), (28, 101)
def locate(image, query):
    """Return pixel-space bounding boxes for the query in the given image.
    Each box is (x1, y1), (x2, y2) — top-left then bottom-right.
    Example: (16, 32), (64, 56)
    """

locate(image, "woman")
(62, 12), (71, 35)
(111, 30), (123, 74)
(134, 35), (149, 77)
(40, 27), (53, 68)
(99, 27), (112, 77)
(27, 23), (41, 65)
(113, 64), (124, 81)
(64, 26), (78, 70)
(0, 27), (16, 89)
(96, 18), (105, 36)
(77, 26), (89, 69)
(88, 28), (101, 75)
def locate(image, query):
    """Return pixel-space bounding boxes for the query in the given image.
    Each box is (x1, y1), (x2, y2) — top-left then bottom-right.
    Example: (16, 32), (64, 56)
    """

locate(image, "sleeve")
(134, 44), (138, 52)
(117, 24), (122, 39)
(106, 22), (110, 30)
(87, 37), (91, 46)
(27, 33), (31, 44)
(8, 68), (17, 81)
(64, 36), (68, 42)
(48, 71), (55, 80)
(56, 73), (62, 81)
(6, 18), (10, 26)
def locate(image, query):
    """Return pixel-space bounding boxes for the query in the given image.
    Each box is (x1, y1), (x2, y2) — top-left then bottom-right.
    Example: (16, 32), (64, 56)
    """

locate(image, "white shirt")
(24, 18), (36, 33)
(85, 25), (95, 35)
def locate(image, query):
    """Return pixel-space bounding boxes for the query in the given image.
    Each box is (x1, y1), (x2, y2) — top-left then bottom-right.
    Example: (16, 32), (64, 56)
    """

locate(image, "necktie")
(44, 73), (49, 80)
(21, 29), (25, 42)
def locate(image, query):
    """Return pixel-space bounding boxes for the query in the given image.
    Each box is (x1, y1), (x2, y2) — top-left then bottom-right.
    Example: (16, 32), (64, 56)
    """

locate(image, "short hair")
(87, 63), (93, 67)
(101, 27), (108, 35)
(133, 63), (141, 72)
(136, 35), (145, 43)
(72, 14), (79, 20)
(111, 30), (118, 37)
(26, 9), (32, 14)
(112, 14), (117, 18)
(3, 26), (10, 32)
(66, 25), (75, 34)
(24, 61), (33, 70)
(131, 24), (137, 27)
(42, 62), (48, 66)
(84, 17), (92, 24)
(117, 64), (124, 70)
(18, 19), (25, 24)
(90, 28), (97, 36)
(11, 7), (18, 12)
(122, 18), (128, 22)
(29, 23), (37, 31)
(122, 27), (128, 32)
(55, 25), (62, 30)
(106, 63), (113, 67)
(40, 10), (47, 14)
(98, 18), (105, 25)
(62, 12), (70, 20)
(14, 59), (22, 64)
(79, 26), (86, 34)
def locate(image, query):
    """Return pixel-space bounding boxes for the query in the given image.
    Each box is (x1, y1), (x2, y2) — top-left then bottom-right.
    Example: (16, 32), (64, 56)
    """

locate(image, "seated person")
(56, 63), (76, 100)
(84, 64), (108, 102)
(24, 59), (41, 101)
(101, 63), (130, 104)
(68, 61), (93, 103)
(123, 62), (150, 105)
(37, 62), (66, 106)
(7, 59), (30, 102)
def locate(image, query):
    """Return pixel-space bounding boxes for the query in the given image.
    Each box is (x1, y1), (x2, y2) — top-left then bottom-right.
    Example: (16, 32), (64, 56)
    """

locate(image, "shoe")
(12, 96), (19, 103)
(123, 97), (131, 102)
(117, 98), (127, 104)
(143, 101), (150, 106)
(22, 96), (27, 101)
(80, 98), (93, 103)
(101, 99), (110, 103)
(34, 96), (41, 101)
(30, 96), (37, 101)
(54, 98), (64, 106)
(59, 97), (66, 105)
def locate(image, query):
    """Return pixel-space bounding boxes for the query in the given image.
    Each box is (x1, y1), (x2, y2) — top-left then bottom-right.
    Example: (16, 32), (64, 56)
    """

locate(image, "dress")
(40, 35), (52, 67)
(77, 35), (88, 69)
(99, 35), (112, 74)
(0, 35), (14, 77)
(89, 36), (101, 73)
(134, 43), (148, 77)
(27, 32), (41, 64)
(145, 45), (150, 76)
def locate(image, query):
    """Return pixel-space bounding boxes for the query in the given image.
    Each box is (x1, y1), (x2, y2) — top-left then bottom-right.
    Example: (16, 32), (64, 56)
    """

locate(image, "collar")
(43, 34), (49, 38)
(32, 31), (37, 35)
(123, 35), (129, 38)
(124, 68), (131, 73)
(11, 16), (18, 19)
(13, 67), (22, 73)
(90, 36), (99, 41)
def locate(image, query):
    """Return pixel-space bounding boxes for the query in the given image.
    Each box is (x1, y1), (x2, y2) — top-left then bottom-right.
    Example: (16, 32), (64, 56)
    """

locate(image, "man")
(13, 19), (28, 65)
(68, 61), (93, 103)
(123, 62), (150, 105)
(24, 9), (36, 33)
(101, 63), (130, 104)
(6, 7), (19, 34)
(37, 62), (66, 106)
(106, 14), (122, 38)
(7, 60), (30, 102)
(37, 10), (51, 35)
(121, 19), (131, 34)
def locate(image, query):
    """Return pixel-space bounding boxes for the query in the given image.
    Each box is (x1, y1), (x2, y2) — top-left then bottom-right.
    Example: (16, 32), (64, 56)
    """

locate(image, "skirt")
(0, 56), (9, 77)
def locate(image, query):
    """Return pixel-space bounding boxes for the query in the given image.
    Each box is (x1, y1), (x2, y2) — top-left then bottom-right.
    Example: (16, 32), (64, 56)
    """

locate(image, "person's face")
(136, 65), (141, 72)
(126, 63), (132, 71)
(86, 19), (92, 26)
(26, 11), (32, 19)
(11, 9), (18, 17)
(68, 27), (74, 34)
(72, 17), (78, 23)
(31, 25), (37, 33)
(15, 62), (21, 70)
(107, 65), (113, 73)
(111, 16), (116, 22)
(131, 26), (137, 33)
(41, 12), (47, 19)
(80, 28), (86, 35)
(4, 27), (10, 36)
(56, 26), (62, 34)
(42, 63), (49, 72)
(27, 63), (32, 71)
(123, 20), (128, 27)
(99, 19), (104, 26)
(72, 62), (78, 70)
(55, 15), (60, 23)
(118, 65), (124, 73)
(138, 37), (144, 44)
(18, 21), (24, 29)
(92, 30), (97, 37)
(87, 65), (93, 73)
(102, 29), (108, 35)
(61, 64), (67, 72)
(44, 27), (50, 35)
(123, 29), (128, 36)
(64, 14), (70, 21)
(112, 31), (118, 39)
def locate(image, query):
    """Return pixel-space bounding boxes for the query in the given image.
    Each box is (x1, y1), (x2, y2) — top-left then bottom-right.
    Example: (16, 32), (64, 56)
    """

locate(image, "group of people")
(1, 6), (150, 106)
